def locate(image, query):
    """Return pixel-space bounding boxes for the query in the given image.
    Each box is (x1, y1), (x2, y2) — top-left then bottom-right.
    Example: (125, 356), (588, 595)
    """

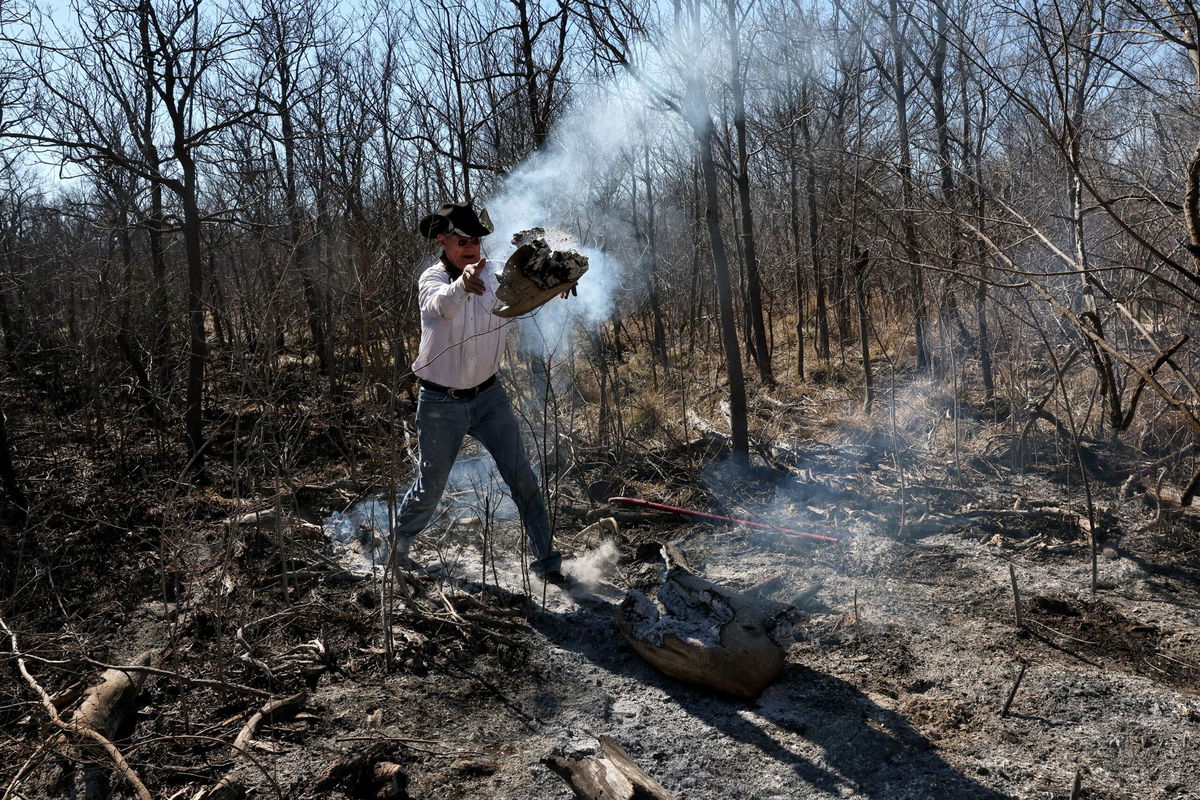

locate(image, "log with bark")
(1140, 476), (1200, 514)
(70, 651), (155, 738)
(493, 228), (588, 317)
(615, 566), (795, 698)
(67, 650), (157, 800)
(544, 736), (676, 800)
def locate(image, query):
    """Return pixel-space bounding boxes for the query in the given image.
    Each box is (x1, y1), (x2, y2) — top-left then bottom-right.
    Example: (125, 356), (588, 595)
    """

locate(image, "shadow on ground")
(530, 585), (1014, 800)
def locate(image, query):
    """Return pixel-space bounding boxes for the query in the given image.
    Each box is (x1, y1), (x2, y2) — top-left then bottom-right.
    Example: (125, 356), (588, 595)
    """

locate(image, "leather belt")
(419, 374), (497, 399)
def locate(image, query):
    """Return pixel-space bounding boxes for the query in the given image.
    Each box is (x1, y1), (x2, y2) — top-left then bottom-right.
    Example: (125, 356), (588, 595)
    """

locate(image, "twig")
(1000, 663), (1026, 717)
(436, 586), (467, 626)
(1070, 768), (1083, 800)
(1009, 563), (1023, 628)
(232, 691), (307, 756)
(11, 651), (274, 699)
(1028, 618), (1098, 645)
(3, 739), (53, 800)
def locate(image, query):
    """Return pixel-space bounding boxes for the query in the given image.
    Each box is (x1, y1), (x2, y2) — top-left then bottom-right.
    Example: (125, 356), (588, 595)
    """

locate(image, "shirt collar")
(440, 253), (462, 279)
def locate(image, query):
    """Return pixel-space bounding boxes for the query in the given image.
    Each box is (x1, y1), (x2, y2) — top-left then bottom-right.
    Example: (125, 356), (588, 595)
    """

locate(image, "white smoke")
(483, 75), (690, 354)
(567, 539), (620, 590)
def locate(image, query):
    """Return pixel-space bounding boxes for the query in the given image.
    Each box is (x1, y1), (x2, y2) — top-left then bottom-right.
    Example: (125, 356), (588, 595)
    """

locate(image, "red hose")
(608, 496), (839, 543)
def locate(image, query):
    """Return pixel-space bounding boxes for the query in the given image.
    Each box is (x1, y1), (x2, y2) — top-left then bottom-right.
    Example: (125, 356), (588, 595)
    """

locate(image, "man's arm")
(419, 261), (488, 319)
(419, 267), (470, 319)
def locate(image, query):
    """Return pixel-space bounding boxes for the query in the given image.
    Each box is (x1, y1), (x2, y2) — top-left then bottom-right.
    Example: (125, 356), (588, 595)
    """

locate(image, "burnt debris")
(493, 228), (589, 317)
(506, 228), (589, 290)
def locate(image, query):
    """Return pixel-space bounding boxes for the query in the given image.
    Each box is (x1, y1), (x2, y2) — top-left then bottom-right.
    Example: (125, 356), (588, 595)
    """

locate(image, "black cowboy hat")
(418, 201), (494, 239)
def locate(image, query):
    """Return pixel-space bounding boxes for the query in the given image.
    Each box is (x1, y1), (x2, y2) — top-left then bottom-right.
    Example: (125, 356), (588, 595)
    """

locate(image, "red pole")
(608, 496), (839, 543)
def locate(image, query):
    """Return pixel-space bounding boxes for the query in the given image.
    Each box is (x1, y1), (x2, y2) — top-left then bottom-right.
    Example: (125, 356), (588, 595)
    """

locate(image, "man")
(390, 201), (565, 584)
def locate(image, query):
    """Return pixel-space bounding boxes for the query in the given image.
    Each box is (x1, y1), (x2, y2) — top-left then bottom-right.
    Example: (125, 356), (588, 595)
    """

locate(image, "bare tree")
(7, 0), (261, 468)
(585, 0), (750, 458)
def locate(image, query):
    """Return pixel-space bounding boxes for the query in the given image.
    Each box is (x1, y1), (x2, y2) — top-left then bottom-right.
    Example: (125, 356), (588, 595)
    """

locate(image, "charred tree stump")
(615, 567), (794, 698)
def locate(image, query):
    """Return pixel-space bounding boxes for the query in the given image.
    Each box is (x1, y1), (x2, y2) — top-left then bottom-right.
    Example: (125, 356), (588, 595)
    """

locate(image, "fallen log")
(70, 651), (155, 739)
(69, 652), (157, 800)
(544, 736), (676, 800)
(616, 567), (793, 698)
(1140, 478), (1200, 514)
(0, 617), (155, 800)
(68, 650), (156, 800)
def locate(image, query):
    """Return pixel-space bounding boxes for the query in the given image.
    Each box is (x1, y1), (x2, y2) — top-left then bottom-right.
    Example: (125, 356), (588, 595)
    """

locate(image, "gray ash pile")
(493, 228), (589, 317)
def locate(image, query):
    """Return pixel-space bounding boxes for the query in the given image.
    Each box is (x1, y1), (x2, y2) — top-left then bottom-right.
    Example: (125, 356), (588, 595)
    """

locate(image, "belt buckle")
(447, 386), (466, 399)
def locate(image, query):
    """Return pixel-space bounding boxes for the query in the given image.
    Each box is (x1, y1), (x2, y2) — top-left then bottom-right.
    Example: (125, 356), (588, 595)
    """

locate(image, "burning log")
(615, 567), (795, 698)
(493, 228), (588, 317)
(544, 736), (677, 800)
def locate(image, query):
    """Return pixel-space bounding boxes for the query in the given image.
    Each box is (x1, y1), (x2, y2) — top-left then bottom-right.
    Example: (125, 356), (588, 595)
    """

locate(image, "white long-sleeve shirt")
(411, 259), (508, 389)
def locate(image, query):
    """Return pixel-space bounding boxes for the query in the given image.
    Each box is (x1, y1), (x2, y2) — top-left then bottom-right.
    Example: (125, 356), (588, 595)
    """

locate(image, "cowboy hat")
(418, 201), (494, 239)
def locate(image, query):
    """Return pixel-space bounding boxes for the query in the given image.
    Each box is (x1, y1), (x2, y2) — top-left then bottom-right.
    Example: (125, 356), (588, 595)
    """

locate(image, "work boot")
(534, 567), (568, 586)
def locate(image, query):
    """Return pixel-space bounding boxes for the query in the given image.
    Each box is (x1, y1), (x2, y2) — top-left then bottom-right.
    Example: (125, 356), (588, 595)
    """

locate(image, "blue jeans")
(391, 381), (562, 575)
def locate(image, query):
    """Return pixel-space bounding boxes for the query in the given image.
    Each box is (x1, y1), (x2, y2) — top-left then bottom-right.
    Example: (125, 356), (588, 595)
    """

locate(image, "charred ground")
(2, 355), (1200, 800)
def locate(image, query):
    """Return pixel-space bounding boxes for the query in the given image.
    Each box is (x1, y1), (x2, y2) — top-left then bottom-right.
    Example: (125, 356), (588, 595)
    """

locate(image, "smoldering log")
(493, 228), (588, 318)
(615, 567), (795, 698)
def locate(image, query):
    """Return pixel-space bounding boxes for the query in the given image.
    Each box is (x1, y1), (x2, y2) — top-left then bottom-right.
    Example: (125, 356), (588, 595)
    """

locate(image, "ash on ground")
(621, 578), (734, 648)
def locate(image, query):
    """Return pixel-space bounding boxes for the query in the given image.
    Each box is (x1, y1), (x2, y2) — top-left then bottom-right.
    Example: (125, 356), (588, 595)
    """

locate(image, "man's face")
(437, 233), (482, 271)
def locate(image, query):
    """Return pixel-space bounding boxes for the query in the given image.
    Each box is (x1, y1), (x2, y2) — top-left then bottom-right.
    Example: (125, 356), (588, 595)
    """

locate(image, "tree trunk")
(695, 120), (749, 459)
(726, 0), (771, 386)
(787, 83), (805, 381)
(0, 403), (26, 519)
(887, 0), (931, 373)
(275, 43), (333, 385)
(855, 248), (874, 412)
(800, 94), (828, 363)
(179, 161), (206, 470)
(644, 146), (669, 372)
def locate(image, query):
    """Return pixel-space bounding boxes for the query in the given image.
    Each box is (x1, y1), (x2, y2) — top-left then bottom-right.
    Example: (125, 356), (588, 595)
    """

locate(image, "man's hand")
(462, 259), (486, 295)
(560, 283), (578, 300)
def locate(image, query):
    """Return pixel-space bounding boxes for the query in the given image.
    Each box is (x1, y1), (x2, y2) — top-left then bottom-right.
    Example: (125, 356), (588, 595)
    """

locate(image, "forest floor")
(3, 368), (1200, 800)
